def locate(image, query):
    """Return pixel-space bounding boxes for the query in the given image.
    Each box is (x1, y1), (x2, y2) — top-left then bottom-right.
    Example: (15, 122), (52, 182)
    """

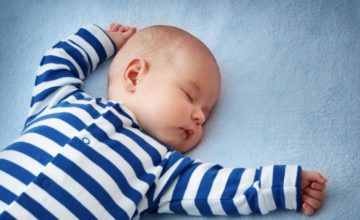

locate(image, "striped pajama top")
(0, 24), (302, 219)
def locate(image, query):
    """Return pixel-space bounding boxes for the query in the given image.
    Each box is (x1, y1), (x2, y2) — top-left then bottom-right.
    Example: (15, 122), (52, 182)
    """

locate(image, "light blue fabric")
(0, 0), (359, 219)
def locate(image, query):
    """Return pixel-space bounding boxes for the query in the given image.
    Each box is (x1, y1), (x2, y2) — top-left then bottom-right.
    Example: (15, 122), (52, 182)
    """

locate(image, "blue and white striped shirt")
(0, 24), (302, 219)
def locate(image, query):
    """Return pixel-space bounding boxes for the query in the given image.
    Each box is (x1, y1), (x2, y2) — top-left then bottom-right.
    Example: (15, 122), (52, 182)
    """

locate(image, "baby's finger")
(303, 194), (322, 210)
(122, 27), (137, 38)
(302, 202), (315, 216)
(304, 187), (325, 201)
(109, 23), (119, 32)
(311, 182), (326, 191)
(118, 25), (130, 33)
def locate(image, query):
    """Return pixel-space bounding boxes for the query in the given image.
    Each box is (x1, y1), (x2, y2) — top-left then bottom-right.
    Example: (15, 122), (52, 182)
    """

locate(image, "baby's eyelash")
(183, 90), (193, 102)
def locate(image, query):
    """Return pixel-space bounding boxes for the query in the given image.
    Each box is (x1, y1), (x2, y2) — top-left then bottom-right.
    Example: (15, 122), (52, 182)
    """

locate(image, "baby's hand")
(106, 23), (137, 51)
(301, 170), (327, 216)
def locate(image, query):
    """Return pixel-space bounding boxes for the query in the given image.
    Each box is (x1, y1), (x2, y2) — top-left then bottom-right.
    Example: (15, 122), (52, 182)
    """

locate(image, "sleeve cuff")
(260, 165), (302, 214)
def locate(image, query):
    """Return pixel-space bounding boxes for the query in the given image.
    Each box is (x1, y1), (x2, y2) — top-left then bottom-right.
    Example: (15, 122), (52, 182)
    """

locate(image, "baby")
(0, 23), (327, 219)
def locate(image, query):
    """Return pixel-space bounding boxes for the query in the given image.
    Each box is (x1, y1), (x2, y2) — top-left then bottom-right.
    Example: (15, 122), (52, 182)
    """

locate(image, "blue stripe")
(95, 97), (107, 108)
(0, 185), (17, 204)
(112, 104), (140, 129)
(0, 211), (16, 220)
(6, 142), (52, 166)
(40, 55), (79, 77)
(53, 41), (88, 76)
(272, 165), (286, 209)
(151, 156), (193, 205)
(220, 168), (244, 215)
(57, 101), (101, 119)
(73, 91), (86, 100)
(25, 112), (86, 132)
(31, 83), (81, 105)
(24, 104), (48, 128)
(35, 69), (77, 86)
(70, 137), (143, 205)
(169, 162), (201, 214)
(69, 39), (93, 72)
(194, 165), (222, 215)
(0, 159), (35, 185)
(122, 128), (163, 164)
(94, 24), (116, 53)
(87, 123), (156, 185)
(16, 193), (57, 219)
(161, 151), (183, 174)
(23, 125), (70, 147)
(32, 86), (61, 104)
(76, 28), (107, 62)
(296, 166), (302, 212)
(102, 110), (162, 165)
(244, 186), (261, 214)
(52, 154), (129, 219)
(33, 173), (96, 219)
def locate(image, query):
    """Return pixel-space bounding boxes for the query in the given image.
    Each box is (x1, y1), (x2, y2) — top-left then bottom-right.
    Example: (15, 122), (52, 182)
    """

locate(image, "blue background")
(1, 0), (359, 219)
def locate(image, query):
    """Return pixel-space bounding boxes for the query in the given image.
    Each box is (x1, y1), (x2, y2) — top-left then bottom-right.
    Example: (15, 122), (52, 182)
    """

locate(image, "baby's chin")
(145, 128), (198, 153)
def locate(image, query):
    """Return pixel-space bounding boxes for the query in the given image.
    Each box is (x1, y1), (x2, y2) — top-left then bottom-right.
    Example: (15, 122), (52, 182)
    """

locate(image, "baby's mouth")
(181, 128), (194, 140)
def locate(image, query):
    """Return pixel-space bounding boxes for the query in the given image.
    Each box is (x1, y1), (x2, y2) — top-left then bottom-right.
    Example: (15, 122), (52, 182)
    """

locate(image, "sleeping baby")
(0, 23), (327, 219)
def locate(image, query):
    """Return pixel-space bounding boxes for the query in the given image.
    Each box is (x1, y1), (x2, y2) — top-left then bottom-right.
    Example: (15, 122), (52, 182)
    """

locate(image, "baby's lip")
(181, 127), (194, 139)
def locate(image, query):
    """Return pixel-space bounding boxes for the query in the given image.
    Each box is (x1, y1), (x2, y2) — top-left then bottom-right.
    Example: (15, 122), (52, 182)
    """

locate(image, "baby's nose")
(192, 109), (205, 125)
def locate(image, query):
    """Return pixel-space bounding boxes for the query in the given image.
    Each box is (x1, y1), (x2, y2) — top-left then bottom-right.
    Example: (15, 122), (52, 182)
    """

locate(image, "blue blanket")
(1, 0), (359, 219)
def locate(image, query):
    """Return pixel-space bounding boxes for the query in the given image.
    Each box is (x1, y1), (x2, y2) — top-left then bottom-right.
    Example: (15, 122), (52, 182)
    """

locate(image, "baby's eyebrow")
(186, 80), (201, 93)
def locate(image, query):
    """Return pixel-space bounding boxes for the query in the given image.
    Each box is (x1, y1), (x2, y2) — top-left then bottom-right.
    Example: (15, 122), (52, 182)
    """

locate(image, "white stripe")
(46, 48), (84, 78)
(67, 40), (90, 77)
(6, 202), (37, 219)
(28, 85), (79, 118)
(206, 168), (233, 215)
(234, 168), (255, 214)
(79, 130), (150, 195)
(233, 194), (252, 215)
(253, 181), (268, 214)
(136, 195), (149, 215)
(37, 63), (70, 76)
(44, 163), (113, 219)
(69, 98), (105, 114)
(25, 118), (77, 139)
(92, 111), (164, 178)
(260, 166), (276, 211)
(0, 150), (43, 176)
(0, 200), (8, 213)
(62, 146), (135, 215)
(181, 163), (215, 215)
(16, 133), (62, 157)
(33, 77), (82, 98)
(157, 176), (181, 214)
(0, 171), (27, 196)
(153, 156), (184, 199)
(284, 165), (298, 210)
(26, 183), (77, 219)
(83, 24), (115, 58)
(68, 35), (99, 71)
(33, 104), (93, 126)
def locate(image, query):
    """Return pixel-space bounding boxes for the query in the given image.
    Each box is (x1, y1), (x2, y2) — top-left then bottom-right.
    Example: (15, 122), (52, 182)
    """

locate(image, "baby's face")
(123, 48), (220, 152)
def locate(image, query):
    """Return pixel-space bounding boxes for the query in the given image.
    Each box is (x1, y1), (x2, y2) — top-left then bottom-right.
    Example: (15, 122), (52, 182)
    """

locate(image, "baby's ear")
(123, 58), (148, 92)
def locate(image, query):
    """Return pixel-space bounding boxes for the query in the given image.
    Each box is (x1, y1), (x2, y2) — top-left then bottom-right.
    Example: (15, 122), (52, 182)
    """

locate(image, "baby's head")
(108, 25), (220, 152)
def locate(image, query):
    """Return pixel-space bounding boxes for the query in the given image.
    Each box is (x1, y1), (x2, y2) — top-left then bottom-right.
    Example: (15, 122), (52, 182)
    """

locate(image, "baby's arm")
(25, 24), (134, 127)
(150, 152), (303, 216)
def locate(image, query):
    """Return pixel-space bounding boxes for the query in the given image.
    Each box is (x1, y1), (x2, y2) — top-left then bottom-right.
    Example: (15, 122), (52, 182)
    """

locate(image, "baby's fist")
(106, 23), (136, 51)
(301, 170), (327, 216)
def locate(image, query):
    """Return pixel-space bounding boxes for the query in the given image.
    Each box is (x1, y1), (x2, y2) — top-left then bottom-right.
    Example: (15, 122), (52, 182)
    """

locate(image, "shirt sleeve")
(25, 24), (116, 127)
(150, 151), (302, 216)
